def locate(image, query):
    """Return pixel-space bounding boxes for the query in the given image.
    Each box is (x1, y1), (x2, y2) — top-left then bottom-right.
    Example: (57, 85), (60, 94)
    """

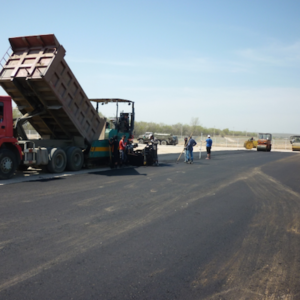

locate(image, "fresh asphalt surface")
(1, 150), (300, 299)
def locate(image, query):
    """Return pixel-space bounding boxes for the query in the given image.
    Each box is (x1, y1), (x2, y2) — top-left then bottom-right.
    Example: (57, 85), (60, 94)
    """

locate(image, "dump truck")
(154, 133), (178, 145)
(290, 136), (300, 151)
(137, 132), (153, 144)
(0, 34), (138, 179)
(257, 133), (272, 152)
(244, 138), (258, 150)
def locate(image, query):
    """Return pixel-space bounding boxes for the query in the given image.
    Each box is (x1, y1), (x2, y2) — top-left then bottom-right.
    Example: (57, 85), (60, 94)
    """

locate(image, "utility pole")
(199, 132), (203, 159)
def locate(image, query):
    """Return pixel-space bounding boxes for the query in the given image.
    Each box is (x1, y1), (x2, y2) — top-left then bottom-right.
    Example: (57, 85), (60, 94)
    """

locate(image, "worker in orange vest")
(119, 135), (127, 166)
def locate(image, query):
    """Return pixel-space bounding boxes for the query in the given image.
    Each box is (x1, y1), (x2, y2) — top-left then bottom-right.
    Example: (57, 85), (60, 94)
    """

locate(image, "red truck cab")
(0, 96), (23, 179)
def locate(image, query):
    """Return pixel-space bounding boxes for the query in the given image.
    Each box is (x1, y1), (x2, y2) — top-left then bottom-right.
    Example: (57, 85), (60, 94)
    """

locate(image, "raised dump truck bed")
(0, 34), (105, 145)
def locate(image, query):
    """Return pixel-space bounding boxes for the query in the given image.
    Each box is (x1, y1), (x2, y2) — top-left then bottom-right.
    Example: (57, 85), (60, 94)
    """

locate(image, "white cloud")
(70, 55), (252, 75)
(236, 40), (300, 67)
(126, 86), (300, 133)
(67, 57), (137, 67)
(69, 40), (300, 75)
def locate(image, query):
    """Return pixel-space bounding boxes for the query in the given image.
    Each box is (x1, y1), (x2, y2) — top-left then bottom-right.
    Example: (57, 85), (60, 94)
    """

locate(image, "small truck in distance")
(138, 132), (178, 145)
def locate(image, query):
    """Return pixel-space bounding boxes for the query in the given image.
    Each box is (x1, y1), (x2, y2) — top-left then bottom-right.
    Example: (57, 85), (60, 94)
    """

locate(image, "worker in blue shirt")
(206, 135), (213, 159)
(187, 137), (197, 164)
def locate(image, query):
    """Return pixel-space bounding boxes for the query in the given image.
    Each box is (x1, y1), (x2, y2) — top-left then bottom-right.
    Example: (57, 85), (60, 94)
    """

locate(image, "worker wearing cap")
(206, 135), (213, 159)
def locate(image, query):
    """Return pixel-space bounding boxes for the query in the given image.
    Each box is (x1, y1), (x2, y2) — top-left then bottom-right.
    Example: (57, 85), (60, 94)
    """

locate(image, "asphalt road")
(1, 150), (300, 299)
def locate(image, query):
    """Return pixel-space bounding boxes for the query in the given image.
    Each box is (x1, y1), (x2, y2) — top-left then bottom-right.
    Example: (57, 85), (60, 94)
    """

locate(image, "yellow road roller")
(244, 138), (258, 149)
(290, 136), (300, 151)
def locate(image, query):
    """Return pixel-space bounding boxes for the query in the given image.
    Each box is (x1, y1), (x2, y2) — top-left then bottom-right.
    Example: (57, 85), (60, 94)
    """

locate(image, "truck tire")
(161, 140), (168, 145)
(47, 148), (67, 173)
(66, 147), (84, 171)
(0, 149), (17, 179)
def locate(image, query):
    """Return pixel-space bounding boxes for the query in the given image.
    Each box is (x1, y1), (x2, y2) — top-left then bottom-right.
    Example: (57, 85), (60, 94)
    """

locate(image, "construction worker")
(150, 135), (159, 165)
(109, 135), (119, 168)
(120, 113), (129, 132)
(206, 135), (213, 159)
(124, 114), (129, 131)
(119, 135), (127, 166)
(187, 136), (197, 164)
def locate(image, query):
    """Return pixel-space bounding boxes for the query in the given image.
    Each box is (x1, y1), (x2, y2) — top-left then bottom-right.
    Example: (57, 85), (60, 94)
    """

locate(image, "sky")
(0, 0), (299, 133)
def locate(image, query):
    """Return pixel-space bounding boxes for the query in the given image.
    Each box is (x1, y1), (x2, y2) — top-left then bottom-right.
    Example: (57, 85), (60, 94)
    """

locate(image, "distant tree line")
(134, 121), (257, 138)
(13, 108), (256, 138)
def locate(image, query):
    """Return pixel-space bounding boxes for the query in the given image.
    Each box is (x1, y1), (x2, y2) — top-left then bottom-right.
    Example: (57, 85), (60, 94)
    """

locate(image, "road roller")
(257, 133), (272, 152)
(290, 136), (300, 151)
(244, 138), (258, 149)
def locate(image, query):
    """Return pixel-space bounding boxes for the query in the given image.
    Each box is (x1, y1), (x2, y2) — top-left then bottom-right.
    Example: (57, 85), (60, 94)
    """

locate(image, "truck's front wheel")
(0, 149), (17, 179)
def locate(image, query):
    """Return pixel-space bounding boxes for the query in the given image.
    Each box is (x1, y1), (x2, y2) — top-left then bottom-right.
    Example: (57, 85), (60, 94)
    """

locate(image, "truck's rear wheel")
(66, 147), (84, 171)
(0, 149), (17, 179)
(47, 148), (67, 173)
(161, 140), (167, 145)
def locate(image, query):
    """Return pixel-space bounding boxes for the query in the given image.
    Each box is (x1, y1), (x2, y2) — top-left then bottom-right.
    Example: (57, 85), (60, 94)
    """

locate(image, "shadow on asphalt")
(150, 163), (173, 167)
(90, 163), (174, 177)
(27, 177), (66, 183)
(90, 168), (147, 177)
